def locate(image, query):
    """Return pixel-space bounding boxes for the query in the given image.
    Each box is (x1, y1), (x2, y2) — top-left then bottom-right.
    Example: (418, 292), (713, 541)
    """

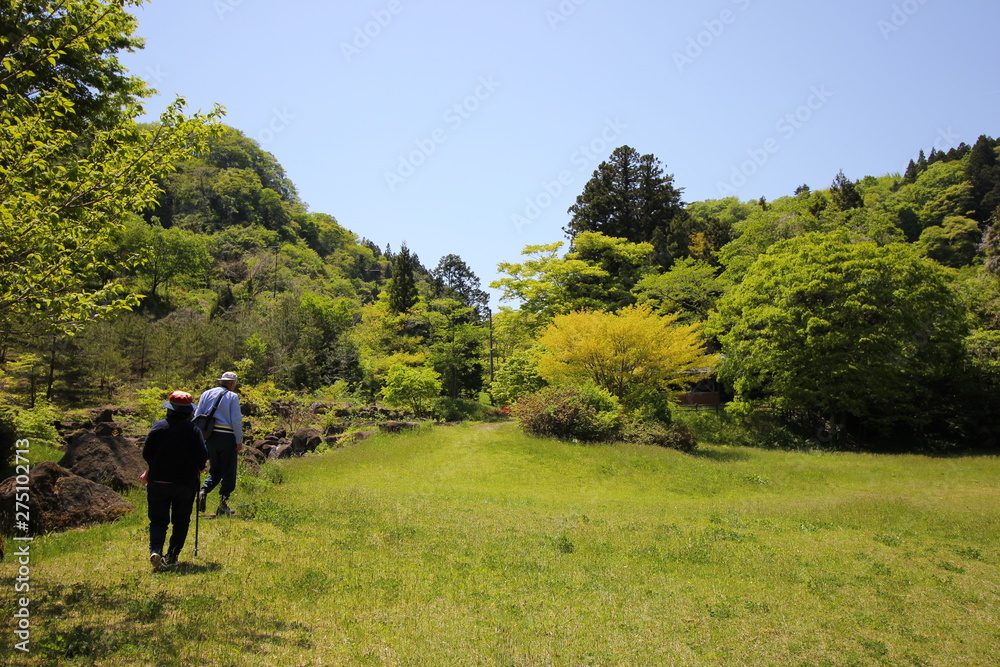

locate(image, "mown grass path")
(3, 423), (999, 665)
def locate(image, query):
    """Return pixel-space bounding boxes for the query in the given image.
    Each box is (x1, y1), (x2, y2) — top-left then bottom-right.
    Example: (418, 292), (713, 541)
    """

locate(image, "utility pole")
(487, 306), (494, 384)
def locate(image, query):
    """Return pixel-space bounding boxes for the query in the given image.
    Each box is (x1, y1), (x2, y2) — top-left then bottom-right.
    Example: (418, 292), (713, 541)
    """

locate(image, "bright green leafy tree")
(716, 206), (823, 283)
(118, 217), (213, 299)
(351, 295), (429, 399)
(491, 232), (653, 320)
(492, 242), (603, 321)
(0, 0), (151, 132)
(633, 257), (729, 322)
(380, 364), (441, 415)
(709, 232), (968, 441)
(490, 347), (546, 408)
(917, 215), (982, 267)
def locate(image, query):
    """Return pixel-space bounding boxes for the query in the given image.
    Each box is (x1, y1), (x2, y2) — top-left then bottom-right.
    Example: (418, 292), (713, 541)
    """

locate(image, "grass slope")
(2, 423), (1000, 666)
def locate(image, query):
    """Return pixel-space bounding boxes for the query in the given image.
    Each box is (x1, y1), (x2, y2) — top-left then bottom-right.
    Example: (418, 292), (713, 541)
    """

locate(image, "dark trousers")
(148, 482), (197, 557)
(202, 431), (238, 498)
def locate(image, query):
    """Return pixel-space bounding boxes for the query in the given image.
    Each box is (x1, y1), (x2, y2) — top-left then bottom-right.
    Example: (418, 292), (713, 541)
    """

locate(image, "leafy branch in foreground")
(0, 0), (224, 338)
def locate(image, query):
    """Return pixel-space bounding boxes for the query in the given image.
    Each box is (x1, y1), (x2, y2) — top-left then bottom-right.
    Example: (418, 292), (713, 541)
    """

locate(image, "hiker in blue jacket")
(194, 371), (244, 516)
(143, 391), (208, 571)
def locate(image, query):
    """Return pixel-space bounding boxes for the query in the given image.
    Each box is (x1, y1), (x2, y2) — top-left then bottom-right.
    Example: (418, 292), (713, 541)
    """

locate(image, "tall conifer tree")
(565, 146), (686, 267)
(966, 135), (1000, 221)
(830, 170), (864, 211)
(387, 243), (419, 313)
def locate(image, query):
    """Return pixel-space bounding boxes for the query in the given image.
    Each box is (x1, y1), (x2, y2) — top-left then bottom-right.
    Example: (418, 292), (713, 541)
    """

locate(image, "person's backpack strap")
(195, 388), (228, 438)
(206, 387), (228, 418)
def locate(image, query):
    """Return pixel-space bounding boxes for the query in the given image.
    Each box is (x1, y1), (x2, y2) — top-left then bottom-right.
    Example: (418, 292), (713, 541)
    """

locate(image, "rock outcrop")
(58, 430), (146, 492)
(378, 421), (422, 433)
(0, 461), (134, 535)
(291, 427), (323, 455)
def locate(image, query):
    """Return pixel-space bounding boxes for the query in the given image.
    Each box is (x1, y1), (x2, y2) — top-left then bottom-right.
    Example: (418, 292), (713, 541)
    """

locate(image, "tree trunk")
(45, 336), (57, 400)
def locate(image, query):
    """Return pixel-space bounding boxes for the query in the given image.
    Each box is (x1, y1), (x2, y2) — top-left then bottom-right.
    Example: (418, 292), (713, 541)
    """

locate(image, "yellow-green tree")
(491, 232), (653, 321)
(536, 305), (716, 411)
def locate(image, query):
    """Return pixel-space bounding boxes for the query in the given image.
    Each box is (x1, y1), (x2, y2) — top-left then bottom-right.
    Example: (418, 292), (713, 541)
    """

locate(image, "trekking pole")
(194, 473), (201, 557)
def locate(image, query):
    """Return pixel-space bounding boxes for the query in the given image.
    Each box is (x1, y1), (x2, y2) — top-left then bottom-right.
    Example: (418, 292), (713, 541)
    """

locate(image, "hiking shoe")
(196, 489), (207, 513)
(150, 553), (168, 572)
(217, 497), (235, 516)
(164, 551), (178, 566)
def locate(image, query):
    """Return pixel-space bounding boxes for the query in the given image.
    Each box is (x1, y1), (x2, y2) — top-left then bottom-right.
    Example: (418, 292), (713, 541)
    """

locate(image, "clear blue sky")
(121, 0), (1000, 305)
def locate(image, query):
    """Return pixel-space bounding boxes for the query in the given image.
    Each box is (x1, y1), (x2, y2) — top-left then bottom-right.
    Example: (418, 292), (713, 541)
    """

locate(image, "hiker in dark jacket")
(143, 391), (208, 571)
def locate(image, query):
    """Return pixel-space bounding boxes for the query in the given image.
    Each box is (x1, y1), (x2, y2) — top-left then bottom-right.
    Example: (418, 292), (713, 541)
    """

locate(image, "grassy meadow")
(2, 422), (1000, 666)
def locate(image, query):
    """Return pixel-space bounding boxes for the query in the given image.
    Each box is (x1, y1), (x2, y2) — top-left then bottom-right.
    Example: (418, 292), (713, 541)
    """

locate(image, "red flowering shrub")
(512, 385), (622, 442)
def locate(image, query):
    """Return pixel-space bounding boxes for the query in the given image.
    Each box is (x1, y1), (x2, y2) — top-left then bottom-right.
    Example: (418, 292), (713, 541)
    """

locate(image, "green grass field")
(3, 423), (1000, 666)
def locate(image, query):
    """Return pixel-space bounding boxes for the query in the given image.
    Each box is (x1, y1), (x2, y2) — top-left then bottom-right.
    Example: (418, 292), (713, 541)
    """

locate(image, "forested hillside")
(3, 119), (495, 404)
(2, 1), (999, 458)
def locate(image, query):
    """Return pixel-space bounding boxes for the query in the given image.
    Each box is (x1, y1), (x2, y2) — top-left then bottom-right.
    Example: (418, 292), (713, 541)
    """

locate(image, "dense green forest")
(2, 1), (999, 458)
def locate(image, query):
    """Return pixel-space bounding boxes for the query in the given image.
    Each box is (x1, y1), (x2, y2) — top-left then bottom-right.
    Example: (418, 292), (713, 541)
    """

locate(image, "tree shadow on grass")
(29, 582), (194, 663)
(690, 447), (753, 462)
(28, 580), (314, 663)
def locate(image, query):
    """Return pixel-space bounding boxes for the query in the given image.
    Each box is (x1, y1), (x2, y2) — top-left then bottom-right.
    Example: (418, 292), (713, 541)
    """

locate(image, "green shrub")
(622, 419), (669, 447)
(134, 386), (171, 427)
(312, 380), (353, 403)
(0, 401), (62, 466)
(661, 422), (698, 452)
(380, 365), (441, 415)
(628, 391), (675, 426)
(239, 381), (300, 434)
(513, 384), (622, 442)
(11, 401), (61, 448)
(622, 419), (698, 452)
(491, 349), (546, 407)
(433, 397), (488, 422)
